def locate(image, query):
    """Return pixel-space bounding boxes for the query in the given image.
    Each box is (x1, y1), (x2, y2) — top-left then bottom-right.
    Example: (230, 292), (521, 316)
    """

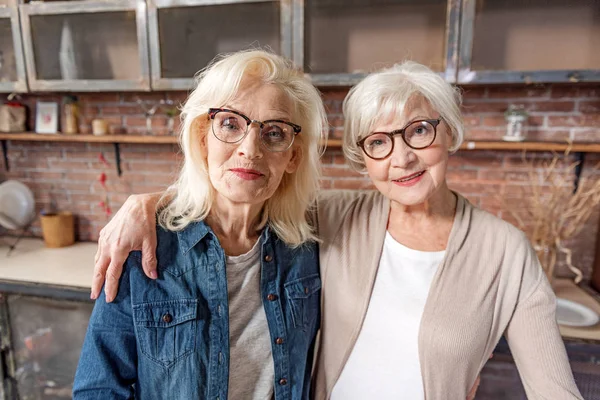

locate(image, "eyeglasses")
(357, 119), (441, 160)
(208, 108), (301, 153)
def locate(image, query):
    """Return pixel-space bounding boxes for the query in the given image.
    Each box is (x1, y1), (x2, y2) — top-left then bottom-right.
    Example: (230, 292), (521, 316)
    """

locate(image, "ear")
(285, 146), (302, 174)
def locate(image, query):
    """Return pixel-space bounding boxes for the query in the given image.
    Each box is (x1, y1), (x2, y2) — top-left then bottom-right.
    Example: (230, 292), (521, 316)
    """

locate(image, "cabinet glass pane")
(305, 0), (447, 74)
(30, 11), (140, 80)
(471, 0), (600, 71)
(0, 18), (17, 82)
(8, 296), (93, 399)
(158, 2), (280, 79)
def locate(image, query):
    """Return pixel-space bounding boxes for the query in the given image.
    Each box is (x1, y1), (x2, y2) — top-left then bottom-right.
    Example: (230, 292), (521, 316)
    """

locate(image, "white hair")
(342, 61), (464, 172)
(158, 49), (327, 246)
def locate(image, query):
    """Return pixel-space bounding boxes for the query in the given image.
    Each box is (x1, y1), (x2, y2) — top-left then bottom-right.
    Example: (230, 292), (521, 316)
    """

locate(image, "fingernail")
(150, 270), (158, 279)
(90, 292), (96, 300)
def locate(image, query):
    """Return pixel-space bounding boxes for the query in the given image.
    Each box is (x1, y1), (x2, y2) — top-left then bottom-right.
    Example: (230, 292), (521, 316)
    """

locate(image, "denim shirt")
(74, 221), (321, 400)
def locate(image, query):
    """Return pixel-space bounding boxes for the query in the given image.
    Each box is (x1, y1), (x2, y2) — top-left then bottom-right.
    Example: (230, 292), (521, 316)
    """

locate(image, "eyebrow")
(223, 105), (291, 121)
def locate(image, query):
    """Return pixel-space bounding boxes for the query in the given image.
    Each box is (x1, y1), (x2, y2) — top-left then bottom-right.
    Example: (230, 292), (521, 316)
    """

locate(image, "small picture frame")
(35, 102), (59, 134)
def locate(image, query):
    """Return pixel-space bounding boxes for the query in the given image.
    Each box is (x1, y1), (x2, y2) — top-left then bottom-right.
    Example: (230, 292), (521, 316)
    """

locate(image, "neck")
(206, 195), (264, 255)
(388, 184), (457, 226)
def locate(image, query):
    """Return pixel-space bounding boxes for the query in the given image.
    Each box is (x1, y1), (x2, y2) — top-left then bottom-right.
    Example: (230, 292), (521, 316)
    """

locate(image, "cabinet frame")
(19, 0), (152, 91)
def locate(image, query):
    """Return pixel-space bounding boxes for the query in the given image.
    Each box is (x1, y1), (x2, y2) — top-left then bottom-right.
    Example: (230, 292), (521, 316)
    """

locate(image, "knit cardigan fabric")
(311, 190), (582, 400)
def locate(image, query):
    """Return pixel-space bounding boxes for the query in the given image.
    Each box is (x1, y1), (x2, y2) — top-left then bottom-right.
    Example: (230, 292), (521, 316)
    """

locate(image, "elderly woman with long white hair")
(88, 60), (582, 399)
(73, 50), (326, 399)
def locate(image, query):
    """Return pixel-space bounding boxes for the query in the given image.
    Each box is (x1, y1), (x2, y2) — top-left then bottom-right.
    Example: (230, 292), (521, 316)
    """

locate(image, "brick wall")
(1, 84), (599, 280)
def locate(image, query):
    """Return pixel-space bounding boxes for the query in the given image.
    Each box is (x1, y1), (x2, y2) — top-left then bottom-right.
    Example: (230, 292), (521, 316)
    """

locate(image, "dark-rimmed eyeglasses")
(208, 108), (301, 153)
(357, 119), (441, 160)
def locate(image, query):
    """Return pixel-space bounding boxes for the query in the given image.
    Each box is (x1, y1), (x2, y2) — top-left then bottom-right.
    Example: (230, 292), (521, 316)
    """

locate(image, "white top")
(331, 232), (445, 400)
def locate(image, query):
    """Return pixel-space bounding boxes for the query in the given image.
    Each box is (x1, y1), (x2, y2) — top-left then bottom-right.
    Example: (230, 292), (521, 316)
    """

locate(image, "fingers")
(141, 236), (158, 280)
(90, 253), (109, 300)
(466, 375), (481, 400)
(104, 255), (126, 303)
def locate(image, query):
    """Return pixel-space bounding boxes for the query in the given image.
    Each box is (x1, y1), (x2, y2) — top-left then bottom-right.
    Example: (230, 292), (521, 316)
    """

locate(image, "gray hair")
(342, 61), (464, 172)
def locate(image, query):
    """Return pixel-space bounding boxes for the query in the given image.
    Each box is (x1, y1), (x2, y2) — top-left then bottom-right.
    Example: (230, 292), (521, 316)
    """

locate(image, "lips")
(394, 170), (425, 183)
(229, 168), (264, 181)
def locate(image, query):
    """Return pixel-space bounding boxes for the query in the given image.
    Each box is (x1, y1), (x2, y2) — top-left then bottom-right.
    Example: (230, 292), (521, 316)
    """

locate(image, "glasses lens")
(405, 120), (436, 149)
(212, 111), (247, 143)
(261, 122), (295, 152)
(363, 133), (393, 159)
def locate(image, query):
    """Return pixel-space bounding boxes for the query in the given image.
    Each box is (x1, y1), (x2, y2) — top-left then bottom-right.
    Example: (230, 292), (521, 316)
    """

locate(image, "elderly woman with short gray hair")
(89, 61), (582, 399)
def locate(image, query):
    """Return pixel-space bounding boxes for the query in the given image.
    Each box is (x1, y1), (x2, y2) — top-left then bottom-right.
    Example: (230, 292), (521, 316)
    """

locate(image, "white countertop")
(0, 237), (96, 289)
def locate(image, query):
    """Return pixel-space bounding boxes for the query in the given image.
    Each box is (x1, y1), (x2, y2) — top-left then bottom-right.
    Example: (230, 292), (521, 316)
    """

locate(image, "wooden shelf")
(0, 133), (178, 144)
(460, 141), (600, 153)
(1, 133), (600, 153)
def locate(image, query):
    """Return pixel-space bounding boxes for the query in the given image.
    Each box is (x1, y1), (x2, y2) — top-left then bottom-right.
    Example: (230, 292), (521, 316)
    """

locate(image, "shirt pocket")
(284, 274), (321, 330)
(133, 299), (197, 368)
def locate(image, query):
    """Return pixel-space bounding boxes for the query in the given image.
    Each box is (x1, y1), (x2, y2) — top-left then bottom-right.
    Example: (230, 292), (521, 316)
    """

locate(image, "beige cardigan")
(312, 190), (583, 400)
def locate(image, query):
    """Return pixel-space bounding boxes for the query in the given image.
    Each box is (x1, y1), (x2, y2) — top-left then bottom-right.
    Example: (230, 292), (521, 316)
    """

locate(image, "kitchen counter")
(1, 237), (600, 341)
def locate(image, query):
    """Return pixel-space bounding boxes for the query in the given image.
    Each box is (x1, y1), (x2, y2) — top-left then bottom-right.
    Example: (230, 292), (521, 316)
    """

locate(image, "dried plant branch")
(499, 146), (600, 284)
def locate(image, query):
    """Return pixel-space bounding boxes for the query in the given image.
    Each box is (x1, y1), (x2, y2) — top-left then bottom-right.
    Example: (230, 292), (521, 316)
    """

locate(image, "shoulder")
(462, 196), (529, 247)
(317, 190), (386, 220)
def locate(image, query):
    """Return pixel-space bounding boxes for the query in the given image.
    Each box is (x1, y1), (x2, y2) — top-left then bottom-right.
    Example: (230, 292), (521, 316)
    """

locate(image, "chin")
(387, 185), (434, 206)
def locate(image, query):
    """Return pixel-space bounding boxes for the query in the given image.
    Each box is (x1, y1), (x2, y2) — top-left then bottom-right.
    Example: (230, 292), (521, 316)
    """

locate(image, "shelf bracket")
(574, 152), (585, 193)
(1, 140), (8, 172)
(113, 143), (122, 177)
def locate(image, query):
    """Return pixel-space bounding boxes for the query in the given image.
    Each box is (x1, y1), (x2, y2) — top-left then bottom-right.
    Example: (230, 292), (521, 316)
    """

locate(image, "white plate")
(556, 298), (599, 327)
(0, 180), (35, 230)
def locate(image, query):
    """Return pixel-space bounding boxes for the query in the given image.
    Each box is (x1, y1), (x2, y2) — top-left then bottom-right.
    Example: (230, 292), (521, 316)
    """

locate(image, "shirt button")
(162, 313), (173, 323)
(267, 294), (278, 301)
(279, 378), (288, 386)
(264, 255), (273, 262)
(304, 287), (309, 294)
(275, 337), (284, 345)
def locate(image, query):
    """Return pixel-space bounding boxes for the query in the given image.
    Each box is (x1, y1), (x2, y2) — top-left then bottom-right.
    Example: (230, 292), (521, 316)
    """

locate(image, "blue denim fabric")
(74, 221), (321, 400)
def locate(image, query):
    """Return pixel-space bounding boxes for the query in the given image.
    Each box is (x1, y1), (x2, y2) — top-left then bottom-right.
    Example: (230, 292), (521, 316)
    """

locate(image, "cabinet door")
(299, 0), (461, 86)
(3, 294), (93, 399)
(19, 0), (151, 91)
(458, 0), (600, 84)
(0, 0), (27, 92)
(148, 0), (289, 90)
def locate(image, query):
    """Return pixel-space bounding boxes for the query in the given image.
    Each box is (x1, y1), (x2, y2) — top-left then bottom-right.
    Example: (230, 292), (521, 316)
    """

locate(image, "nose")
(389, 136), (417, 168)
(237, 123), (263, 160)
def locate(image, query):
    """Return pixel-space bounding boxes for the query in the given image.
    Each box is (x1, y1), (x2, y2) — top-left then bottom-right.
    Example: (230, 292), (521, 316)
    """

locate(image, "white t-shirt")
(331, 232), (445, 400)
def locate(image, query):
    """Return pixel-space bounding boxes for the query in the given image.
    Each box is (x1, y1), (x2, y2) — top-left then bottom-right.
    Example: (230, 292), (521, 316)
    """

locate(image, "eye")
(221, 117), (242, 130)
(262, 124), (289, 142)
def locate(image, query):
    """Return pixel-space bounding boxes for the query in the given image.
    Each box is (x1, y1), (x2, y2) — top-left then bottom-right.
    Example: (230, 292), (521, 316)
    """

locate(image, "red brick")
(101, 105), (143, 115)
(122, 93), (166, 102)
(332, 179), (374, 190)
(124, 116), (168, 128)
(572, 128), (600, 142)
(487, 86), (549, 99)
(321, 89), (349, 101)
(81, 93), (121, 103)
(448, 153), (504, 169)
(523, 101), (576, 113)
(463, 115), (481, 127)
(547, 115), (600, 127)
(462, 102), (510, 114)
(48, 160), (90, 170)
(579, 100), (600, 113)
(166, 92), (189, 103)
(459, 87), (487, 99)
(524, 129), (570, 142)
(322, 166), (363, 178)
(551, 86), (600, 99)
(446, 170), (478, 181)
(481, 116), (506, 127)
(478, 170), (534, 183)
(320, 179), (332, 189)
(463, 129), (504, 141)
